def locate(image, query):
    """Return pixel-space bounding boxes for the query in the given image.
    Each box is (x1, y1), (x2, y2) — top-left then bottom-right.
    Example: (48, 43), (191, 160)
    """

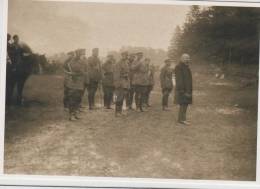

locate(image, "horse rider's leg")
(16, 76), (27, 106)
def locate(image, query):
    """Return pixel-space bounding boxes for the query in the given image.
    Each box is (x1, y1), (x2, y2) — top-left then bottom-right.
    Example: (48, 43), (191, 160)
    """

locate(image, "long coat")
(87, 56), (102, 83)
(131, 59), (149, 86)
(174, 62), (193, 105)
(102, 60), (114, 87)
(148, 64), (155, 86)
(160, 65), (173, 90)
(113, 59), (130, 89)
(64, 58), (85, 90)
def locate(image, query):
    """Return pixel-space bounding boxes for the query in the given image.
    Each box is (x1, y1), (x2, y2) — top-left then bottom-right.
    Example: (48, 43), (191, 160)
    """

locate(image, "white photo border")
(0, 0), (259, 188)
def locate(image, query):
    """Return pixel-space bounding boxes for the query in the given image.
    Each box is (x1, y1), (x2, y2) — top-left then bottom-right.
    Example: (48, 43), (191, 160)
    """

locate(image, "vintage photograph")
(4, 0), (259, 181)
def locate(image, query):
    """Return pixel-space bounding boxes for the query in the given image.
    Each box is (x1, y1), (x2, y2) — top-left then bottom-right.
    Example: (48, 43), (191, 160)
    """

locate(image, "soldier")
(87, 48), (102, 110)
(65, 49), (86, 121)
(102, 54), (115, 109)
(132, 52), (149, 112)
(174, 54), (193, 125)
(114, 51), (130, 117)
(144, 58), (155, 107)
(126, 53), (136, 109)
(63, 51), (75, 110)
(160, 59), (174, 111)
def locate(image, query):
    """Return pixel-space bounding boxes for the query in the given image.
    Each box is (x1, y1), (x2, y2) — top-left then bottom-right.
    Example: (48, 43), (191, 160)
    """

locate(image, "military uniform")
(160, 63), (174, 110)
(144, 64), (155, 106)
(87, 55), (102, 109)
(132, 58), (149, 111)
(174, 60), (193, 123)
(65, 51), (85, 120)
(63, 53), (75, 109)
(126, 55), (136, 109)
(102, 58), (115, 109)
(114, 57), (130, 115)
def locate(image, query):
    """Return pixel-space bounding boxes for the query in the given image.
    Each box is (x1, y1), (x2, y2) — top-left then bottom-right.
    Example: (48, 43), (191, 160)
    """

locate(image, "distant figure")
(126, 53), (136, 110)
(64, 49), (86, 121)
(114, 51), (130, 117)
(87, 48), (102, 110)
(160, 59), (174, 111)
(102, 54), (115, 109)
(132, 52), (149, 112)
(174, 54), (193, 125)
(63, 51), (75, 110)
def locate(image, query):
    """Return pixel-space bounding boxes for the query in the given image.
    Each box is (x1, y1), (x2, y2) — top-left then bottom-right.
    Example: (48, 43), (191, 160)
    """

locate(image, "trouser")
(115, 88), (128, 113)
(126, 85), (135, 108)
(135, 85), (147, 111)
(144, 85), (153, 105)
(87, 81), (99, 109)
(103, 85), (114, 108)
(162, 88), (172, 107)
(178, 104), (189, 122)
(63, 86), (69, 108)
(67, 89), (82, 115)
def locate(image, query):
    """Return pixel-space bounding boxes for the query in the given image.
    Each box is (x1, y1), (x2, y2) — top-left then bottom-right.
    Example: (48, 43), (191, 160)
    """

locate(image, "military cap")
(136, 52), (143, 55)
(67, 51), (74, 56)
(76, 48), (86, 56)
(121, 51), (128, 55)
(164, 59), (172, 63)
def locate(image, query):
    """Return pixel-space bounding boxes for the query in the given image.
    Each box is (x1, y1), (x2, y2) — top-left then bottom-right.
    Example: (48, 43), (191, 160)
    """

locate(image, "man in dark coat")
(160, 59), (174, 111)
(131, 52), (149, 112)
(87, 48), (102, 110)
(114, 51), (130, 116)
(102, 54), (115, 109)
(174, 54), (193, 125)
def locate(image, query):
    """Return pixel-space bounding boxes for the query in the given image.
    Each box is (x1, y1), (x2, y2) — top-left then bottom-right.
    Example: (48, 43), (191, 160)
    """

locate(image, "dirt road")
(4, 64), (258, 181)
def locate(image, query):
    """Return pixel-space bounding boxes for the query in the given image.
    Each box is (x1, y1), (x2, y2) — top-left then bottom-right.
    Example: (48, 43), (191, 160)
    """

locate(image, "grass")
(4, 63), (258, 181)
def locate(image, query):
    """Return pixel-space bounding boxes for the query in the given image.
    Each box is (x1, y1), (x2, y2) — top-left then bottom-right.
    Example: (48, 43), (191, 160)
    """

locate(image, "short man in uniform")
(102, 54), (115, 109)
(87, 48), (102, 110)
(144, 58), (155, 107)
(174, 54), (193, 125)
(63, 51), (75, 110)
(114, 51), (130, 116)
(132, 52), (149, 112)
(160, 59), (174, 111)
(65, 49), (86, 121)
(126, 53), (136, 109)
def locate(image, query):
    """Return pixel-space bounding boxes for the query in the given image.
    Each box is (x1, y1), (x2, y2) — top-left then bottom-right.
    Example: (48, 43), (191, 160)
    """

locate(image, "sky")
(8, 0), (190, 56)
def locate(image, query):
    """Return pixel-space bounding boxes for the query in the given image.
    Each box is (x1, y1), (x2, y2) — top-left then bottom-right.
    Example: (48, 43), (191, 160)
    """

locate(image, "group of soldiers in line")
(63, 48), (193, 125)
(63, 48), (156, 120)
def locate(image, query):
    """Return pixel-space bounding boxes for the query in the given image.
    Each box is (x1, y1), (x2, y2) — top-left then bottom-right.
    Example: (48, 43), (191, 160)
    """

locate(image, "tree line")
(168, 6), (260, 66)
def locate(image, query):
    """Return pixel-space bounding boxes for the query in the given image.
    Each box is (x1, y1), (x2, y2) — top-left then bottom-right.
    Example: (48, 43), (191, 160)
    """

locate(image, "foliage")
(168, 6), (260, 65)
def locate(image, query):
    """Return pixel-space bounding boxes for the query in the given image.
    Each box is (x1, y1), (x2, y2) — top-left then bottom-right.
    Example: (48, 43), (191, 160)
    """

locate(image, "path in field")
(4, 66), (258, 181)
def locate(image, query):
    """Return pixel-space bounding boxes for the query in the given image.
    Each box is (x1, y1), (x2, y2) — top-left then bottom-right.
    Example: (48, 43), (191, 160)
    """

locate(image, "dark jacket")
(174, 62), (193, 105)
(160, 65), (173, 90)
(87, 56), (102, 83)
(102, 60), (114, 87)
(114, 59), (130, 89)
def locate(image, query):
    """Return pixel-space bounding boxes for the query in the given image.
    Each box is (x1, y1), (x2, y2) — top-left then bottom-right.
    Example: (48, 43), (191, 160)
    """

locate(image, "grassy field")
(4, 63), (258, 181)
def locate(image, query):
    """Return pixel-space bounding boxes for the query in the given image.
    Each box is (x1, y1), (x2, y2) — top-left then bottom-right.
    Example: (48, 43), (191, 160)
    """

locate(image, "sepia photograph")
(3, 0), (259, 182)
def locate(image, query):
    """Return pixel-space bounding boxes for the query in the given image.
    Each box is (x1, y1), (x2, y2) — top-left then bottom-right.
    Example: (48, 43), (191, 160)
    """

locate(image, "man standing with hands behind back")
(174, 53), (193, 126)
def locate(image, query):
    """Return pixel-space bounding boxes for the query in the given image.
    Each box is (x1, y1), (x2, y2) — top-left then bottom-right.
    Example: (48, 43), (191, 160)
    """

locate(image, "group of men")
(63, 47), (193, 125)
(63, 48), (156, 121)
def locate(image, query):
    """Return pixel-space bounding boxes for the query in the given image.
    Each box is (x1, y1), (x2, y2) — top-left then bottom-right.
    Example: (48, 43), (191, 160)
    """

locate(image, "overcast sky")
(8, 0), (189, 56)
